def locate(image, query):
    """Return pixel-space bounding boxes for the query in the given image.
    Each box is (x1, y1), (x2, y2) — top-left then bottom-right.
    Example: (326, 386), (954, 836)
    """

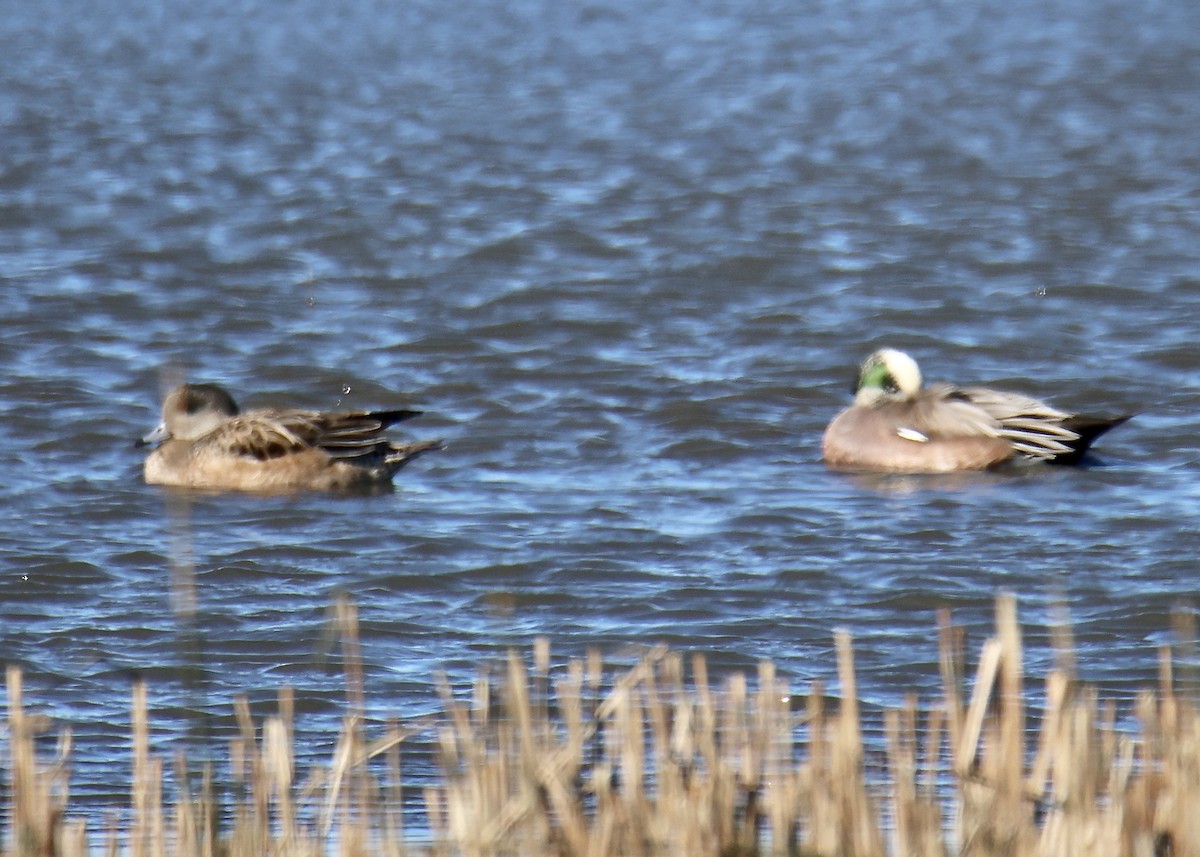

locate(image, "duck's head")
(853, 348), (923, 406)
(138, 383), (240, 446)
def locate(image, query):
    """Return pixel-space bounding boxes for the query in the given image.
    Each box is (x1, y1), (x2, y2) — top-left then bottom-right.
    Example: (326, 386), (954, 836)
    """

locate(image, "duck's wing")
(200, 408), (423, 463)
(196, 410), (328, 461)
(316, 409), (424, 461)
(954, 386), (1079, 460)
(892, 384), (1005, 440)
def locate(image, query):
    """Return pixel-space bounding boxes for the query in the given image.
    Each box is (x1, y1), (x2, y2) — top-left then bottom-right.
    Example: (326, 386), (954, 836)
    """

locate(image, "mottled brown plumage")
(138, 383), (441, 492)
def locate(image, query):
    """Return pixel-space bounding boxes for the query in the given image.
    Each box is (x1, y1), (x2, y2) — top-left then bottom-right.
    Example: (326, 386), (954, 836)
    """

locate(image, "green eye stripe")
(858, 361), (893, 392)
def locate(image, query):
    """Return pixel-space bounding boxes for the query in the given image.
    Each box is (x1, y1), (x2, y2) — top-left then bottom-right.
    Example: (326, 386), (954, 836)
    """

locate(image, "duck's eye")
(857, 362), (896, 394)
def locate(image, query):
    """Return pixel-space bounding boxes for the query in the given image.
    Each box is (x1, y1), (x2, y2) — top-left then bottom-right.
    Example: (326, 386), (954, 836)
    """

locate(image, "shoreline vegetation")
(4, 595), (1197, 856)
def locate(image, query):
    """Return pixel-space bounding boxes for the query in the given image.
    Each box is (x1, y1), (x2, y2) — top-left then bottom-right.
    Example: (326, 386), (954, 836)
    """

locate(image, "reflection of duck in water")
(138, 383), (441, 492)
(822, 349), (1130, 473)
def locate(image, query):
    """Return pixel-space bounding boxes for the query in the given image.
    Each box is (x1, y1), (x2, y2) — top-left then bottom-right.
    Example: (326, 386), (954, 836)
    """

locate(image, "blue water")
(2, 0), (1199, 818)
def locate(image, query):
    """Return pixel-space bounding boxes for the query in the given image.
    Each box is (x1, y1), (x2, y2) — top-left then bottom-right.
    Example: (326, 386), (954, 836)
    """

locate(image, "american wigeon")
(822, 349), (1130, 473)
(137, 383), (442, 492)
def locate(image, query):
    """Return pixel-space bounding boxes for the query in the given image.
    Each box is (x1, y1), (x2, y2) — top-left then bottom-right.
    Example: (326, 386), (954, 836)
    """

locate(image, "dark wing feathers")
(322, 409), (424, 434)
(316, 410), (423, 460)
(1050, 413), (1134, 464)
(205, 408), (427, 463)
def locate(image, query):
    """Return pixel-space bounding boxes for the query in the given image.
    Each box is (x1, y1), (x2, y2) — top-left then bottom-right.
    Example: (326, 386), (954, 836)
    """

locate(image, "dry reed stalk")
(381, 718), (406, 857)
(936, 594), (1200, 857)
(7, 665), (52, 857)
(4, 666), (82, 857)
(5, 594), (1200, 857)
(168, 751), (216, 857)
(428, 596), (1200, 857)
(435, 642), (848, 857)
(129, 678), (166, 857)
(883, 695), (943, 857)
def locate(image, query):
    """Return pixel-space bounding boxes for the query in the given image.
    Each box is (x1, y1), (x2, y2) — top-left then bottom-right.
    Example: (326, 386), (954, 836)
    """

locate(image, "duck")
(822, 349), (1130, 473)
(137, 383), (442, 492)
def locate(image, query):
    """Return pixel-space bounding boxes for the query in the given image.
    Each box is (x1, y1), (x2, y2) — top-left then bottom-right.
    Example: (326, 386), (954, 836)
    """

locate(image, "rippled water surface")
(3, 0), (1199, 814)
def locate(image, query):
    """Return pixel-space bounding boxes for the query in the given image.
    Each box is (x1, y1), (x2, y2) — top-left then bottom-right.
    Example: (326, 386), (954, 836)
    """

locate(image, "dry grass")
(3, 594), (1197, 856)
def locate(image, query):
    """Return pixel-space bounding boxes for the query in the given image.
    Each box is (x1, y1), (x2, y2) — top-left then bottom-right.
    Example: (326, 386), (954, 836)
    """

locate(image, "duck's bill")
(135, 422), (170, 448)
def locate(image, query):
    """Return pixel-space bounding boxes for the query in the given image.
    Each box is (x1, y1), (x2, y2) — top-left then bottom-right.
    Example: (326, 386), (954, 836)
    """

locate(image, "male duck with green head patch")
(822, 349), (1130, 473)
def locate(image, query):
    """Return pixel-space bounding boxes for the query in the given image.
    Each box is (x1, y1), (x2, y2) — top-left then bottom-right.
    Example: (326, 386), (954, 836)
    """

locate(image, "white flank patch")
(896, 426), (929, 443)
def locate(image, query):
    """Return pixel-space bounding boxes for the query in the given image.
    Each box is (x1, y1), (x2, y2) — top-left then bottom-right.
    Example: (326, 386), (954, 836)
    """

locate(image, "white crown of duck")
(822, 349), (1131, 473)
